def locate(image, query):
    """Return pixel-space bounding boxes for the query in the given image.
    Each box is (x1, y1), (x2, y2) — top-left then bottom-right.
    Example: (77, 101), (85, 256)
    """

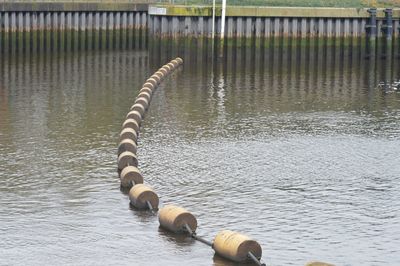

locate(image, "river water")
(1, 47), (400, 266)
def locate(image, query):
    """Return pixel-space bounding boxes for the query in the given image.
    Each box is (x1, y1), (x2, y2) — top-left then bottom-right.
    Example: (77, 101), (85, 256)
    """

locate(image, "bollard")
(383, 9), (393, 40)
(136, 91), (152, 103)
(118, 138), (137, 156)
(130, 103), (146, 117)
(159, 205), (197, 233)
(126, 110), (142, 125)
(143, 82), (155, 91)
(119, 128), (138, 143)
(213, 230), (262, 263)
(129, 184), (159, 210)
(120, 166), (143, 188)
(146, 77), (159, 87)
(134, 97), (149, 111)
(117, 151), (138, 170)
(122, 118), (140, 133)
(305, 262), (335, 266)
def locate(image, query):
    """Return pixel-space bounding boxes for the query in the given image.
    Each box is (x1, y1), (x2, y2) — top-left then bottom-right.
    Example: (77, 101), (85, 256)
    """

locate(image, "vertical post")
(220, 0), (226, 57)
(366, 8), (377, 58)
(383, 9), (393, 60)
(212, 0), (216, 57)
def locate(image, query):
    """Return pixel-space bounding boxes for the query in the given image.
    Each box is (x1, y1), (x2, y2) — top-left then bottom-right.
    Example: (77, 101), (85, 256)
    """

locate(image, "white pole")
(220, 0), (226, 57)
(211, 0), (216, 58)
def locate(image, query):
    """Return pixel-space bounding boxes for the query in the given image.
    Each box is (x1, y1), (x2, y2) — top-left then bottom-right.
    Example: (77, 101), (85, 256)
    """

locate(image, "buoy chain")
(183, 223), (213, 247)
(248, 251), (266, 266)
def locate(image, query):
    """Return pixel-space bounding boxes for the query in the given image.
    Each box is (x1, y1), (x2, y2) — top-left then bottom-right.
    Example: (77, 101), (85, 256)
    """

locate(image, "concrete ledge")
(0, 2), (149, 12)
(149, 5), (400, 18)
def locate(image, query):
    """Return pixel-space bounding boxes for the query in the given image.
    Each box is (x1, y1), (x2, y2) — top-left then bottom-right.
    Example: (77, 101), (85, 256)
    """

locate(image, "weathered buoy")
(158, 205), (197, 233)
(120, 165), (143, 187)
(129, 184), (159, 210)
(163, 65), (172, 72)
(154, 71), (164, 80)
(175, 57), (183, 65)
(122, 118), (140, 133)
(167, 62), (175, 70)
(213, 230), (262, 262)
(130, 103), (146, 117)
(119, 128), (138, 143)
(136, 91), (151, 103)
(159, 68), (168, 76)
(171, 59), (180, 68)
(118, 138), (137, 156)
(305, 262), (335, 266)
(134, 97), (149, 110)
(117, 151), (138, 170)
(151, 74), (161, 84)
(146, 77), (158, 87)
(139, 87), (153, 96)
(143, 82), (155, 90)
(126, 110), (142, 125)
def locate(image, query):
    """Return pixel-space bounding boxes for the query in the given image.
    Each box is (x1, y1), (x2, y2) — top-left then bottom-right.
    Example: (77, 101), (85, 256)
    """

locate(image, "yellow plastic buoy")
(159, 68), (168, 76)
(118, 138), (137, 156)
(135, 97), (149, 110)
(139, 87), (153, 96)
(151, 74), (161, 84)
(120, 166), (143, 187)
(147, 77), (158, 87)
(155, 71), (164, 79)
(129, 184), (159, 210)
(119, 128), (138, 143)
(213, 230), (262, 262)
(122, 118), (140, 133)
(136, 91), (151, 103)
(130, 103), (146, 117)
(126, 110), (142, 125)
(167, 62), (175, 70)
(171, 59), (179, 67)
(305, 262), (335, 266)
(158, 205), (197, 233)
(163, 65), (172, 72)
(143, 82), (155, 90)
(176, 57), (183, 65)
(117, 151), (138, 170)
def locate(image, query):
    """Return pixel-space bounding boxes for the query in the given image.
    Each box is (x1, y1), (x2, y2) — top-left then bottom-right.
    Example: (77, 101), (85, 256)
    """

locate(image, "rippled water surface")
(1, 48), (400, 266)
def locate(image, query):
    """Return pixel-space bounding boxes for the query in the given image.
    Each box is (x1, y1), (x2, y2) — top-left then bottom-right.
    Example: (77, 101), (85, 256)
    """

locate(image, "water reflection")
(1, 48), (400, 266)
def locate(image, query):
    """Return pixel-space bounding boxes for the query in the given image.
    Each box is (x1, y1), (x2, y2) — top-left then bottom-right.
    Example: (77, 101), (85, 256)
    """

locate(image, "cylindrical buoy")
(120, 165), (143, 187)
(171, 59), (179, 68)
(159, 68), (168, 76)
(119, 128), (138, 143)
(146, 77), (158, 87)
(122, 118), (140, 133)
(155, 71), (164, 79)
(213, 230), (262, 262)
(175, 57), (183, 65)
(126, 110), (142, 125)
(158, 205), (197, 233)
(135, 97), (149, 110)
(129, 184), (159, 210)
(305, 262), (335, 266)
(139, 87), (153, 96)
(130, 103), (146, 117)
(118, 138), (137, 156)
(143, 82), (155, 90)
(163, 65), (172, 72)
(167, 63), (175, 70)
(136, 91), (151, 103)
(117, 151), (138, 170)
(151, 74), (161, 84)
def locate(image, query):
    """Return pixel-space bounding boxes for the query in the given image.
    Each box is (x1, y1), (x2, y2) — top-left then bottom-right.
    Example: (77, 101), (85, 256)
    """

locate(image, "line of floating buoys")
(116, 57), (267, 266)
